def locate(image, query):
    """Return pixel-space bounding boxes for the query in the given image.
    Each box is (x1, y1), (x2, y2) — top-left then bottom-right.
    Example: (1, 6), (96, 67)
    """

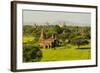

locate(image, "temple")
(39, 29), (57, 48)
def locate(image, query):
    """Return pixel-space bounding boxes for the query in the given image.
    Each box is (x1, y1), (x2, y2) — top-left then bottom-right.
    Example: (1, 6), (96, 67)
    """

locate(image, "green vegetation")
(23, 36), (35, 44)
(41, 46), (90, 61)
(23, 23), (91, 62)
(23, 44), (42, 62)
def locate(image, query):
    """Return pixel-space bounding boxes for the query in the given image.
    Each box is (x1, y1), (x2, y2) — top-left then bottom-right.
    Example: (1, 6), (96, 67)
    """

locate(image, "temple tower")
(39, 29), (46, 41)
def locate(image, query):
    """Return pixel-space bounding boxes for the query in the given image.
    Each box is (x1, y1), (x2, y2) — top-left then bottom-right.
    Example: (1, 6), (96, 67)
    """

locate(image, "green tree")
(71, 36), (89, 49)
(23, 45), (42, 62)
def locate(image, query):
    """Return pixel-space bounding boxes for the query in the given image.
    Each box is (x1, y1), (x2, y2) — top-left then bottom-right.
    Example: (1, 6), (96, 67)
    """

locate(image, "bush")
(70, 37), (89, 49)
(23, 44), (42, 62)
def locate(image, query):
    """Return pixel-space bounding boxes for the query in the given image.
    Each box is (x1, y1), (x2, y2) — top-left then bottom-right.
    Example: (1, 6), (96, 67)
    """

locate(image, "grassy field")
(41, 45), (91, 62)
(23, 36), (35, 43)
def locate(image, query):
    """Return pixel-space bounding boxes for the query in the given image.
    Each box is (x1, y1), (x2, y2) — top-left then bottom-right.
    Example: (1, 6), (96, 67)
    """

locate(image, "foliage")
(23, 36), (35, 44)
(23, 25), (91, 46)
(23, 25), (34, 36)
(23, 24), (91, 62)
(71, 38), (89, 49)
(23, 44), (42, 62)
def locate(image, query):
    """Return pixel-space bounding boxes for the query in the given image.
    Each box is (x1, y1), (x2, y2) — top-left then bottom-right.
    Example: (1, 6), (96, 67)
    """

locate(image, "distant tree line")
(23, 23), (90, 47)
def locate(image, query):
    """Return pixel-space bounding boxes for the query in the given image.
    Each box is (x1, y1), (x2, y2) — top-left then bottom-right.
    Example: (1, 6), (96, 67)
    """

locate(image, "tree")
(23, 44), (42, 62)
(71, 37), (89, 49)
(23, 25), (34, 36)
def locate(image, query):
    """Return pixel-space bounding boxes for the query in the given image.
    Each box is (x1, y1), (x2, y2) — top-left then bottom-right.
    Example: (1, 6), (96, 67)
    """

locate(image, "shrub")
(71, 37), (89, 49)
(23, 44), (42, 62)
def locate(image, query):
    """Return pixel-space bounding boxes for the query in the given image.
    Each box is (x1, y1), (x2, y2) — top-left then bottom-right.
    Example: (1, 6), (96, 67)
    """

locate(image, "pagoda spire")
(39, 28), (46, 40)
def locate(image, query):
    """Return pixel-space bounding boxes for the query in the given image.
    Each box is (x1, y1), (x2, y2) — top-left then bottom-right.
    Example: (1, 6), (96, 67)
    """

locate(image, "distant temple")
(39, 29), (57, 48)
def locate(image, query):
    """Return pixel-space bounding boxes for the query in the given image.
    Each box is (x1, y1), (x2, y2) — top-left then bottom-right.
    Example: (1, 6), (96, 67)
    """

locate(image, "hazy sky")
(23, 10), (91, 26)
